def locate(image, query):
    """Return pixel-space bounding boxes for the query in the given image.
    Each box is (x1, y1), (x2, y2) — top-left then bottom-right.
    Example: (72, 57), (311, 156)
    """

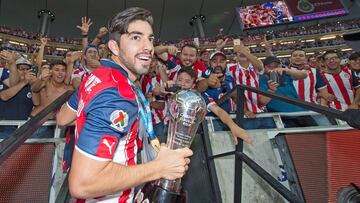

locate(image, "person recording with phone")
(259, 56), (321, 127)
(228, 38), (265, 121)
(0, 53), (37, 138)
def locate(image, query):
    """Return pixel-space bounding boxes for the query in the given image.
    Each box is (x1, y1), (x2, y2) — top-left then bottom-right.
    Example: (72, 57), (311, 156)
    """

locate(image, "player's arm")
(69, 89), (192, 198)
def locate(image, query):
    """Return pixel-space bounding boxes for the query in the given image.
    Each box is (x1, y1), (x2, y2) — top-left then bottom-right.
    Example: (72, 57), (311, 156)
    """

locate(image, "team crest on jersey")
(343, 72), (350, 79)
(110, 110), (129, 131)
(205, 68), (212, 76)
(27, 92), (32, 98)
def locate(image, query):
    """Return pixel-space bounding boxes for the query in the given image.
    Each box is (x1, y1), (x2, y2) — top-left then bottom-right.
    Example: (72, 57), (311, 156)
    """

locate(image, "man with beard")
(70, 45), (100, 88)
(30, 60), (73, 118)
(154, 44), (211, 91)
(201, 51), (252, 143)
(67, 7), (192, 203)
(320, 50), (360, 110)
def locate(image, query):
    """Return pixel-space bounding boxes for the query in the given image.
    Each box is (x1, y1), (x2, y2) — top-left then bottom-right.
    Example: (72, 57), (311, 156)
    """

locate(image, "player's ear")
(108, 40), (119, 56)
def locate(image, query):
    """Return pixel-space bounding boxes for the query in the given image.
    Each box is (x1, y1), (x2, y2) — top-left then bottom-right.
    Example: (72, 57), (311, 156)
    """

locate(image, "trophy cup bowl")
(135, 89), (206, 203)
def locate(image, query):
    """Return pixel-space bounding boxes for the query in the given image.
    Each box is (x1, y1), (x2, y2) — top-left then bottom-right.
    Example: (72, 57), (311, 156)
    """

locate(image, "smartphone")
(165, 84), (181, 93)
(269, 71), (279, 83)
(233, 39), (241, 46)
(31, 66), (38, 76)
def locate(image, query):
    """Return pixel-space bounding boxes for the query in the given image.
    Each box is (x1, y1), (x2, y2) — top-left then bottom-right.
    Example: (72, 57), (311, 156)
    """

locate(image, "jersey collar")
(100, 58), (128, 77)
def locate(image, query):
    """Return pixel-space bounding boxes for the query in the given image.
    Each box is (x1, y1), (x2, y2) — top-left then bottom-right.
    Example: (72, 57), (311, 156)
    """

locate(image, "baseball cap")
(349, 52), (360, 61)
(263, 56), (280, 66)
(85, 44), (99, 53)
(199, 49), (208, 56)
(16, 57), (32, 66)
(209, 51), (226, 60)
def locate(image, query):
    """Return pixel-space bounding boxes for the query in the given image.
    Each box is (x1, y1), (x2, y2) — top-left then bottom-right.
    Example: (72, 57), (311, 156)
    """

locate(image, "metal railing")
(0, 90), (73, 164)
(208, 84), (358, 203)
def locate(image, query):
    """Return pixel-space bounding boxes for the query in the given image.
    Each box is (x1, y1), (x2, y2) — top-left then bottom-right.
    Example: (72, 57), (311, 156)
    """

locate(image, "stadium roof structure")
(0, 0), (358, 41)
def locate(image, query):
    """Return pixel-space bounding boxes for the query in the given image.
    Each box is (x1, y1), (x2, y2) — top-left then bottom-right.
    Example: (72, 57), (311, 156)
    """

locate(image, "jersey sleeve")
(66, 88), (79, 112)
(75, 88), (138, 161)
(315, 69), (327, 90)
(259, 75), (269, 91)
(352, 71), (360, 89)
(202, 92), (216, 112)
(224, 75), (235, 92)
(166, 54), (178, 70)
(0, 68), (10, 81)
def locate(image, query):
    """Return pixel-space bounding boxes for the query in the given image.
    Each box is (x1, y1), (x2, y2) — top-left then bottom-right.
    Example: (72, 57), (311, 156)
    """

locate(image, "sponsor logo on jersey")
(110, 110), (129, 131)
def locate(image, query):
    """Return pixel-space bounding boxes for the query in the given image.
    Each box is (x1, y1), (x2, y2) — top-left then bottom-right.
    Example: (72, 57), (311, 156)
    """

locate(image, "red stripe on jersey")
(308, 69), (316, 103)
(298, 79), (305, 100)
(119, 189), (131, 203)
(96, 135), (118, 159)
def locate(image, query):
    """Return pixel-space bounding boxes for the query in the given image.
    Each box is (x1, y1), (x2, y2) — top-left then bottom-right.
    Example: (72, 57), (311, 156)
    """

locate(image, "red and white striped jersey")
(228, 63), (265, 113)
(321, 67), (360, 111)
(71, 64), (92, 82)
(289, 66), (326, 104)
(140, 74), (167, 125)
(166, 55), (210, 81)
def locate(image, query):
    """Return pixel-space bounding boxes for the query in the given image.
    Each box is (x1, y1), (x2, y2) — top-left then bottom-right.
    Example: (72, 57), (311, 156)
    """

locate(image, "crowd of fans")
(0, 16), (359, 141)
(1, 18), (359, 58)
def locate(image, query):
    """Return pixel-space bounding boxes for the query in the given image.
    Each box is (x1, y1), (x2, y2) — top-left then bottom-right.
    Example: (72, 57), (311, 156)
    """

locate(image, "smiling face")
(51, 64), (66, 83)
(210, 54), (227, 74)
(291, 50), (306, 66)
(115, 20), (155, 77)
(180, 46), (197, 68)
(323, 52), (340, 71)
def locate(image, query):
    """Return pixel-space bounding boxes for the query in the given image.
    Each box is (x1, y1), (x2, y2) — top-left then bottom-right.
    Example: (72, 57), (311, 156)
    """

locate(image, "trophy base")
(134, 182), (187, 203)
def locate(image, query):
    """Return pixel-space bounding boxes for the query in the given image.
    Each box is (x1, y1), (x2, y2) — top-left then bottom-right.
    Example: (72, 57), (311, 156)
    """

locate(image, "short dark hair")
(180, 44), (198, 54)
(177, 68), (196, 82)
(291, 49), (305, 56)
(322, 50), (339, 60)
(108, 7), (153, 41)
(50, 60), (67, 69)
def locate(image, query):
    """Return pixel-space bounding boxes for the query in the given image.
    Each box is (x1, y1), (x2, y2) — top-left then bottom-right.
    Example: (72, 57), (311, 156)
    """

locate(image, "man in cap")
(0, 56), (36, 137)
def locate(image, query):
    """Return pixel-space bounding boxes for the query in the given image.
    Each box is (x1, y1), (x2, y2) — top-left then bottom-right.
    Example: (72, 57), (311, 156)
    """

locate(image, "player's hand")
(155, 144), (193, 180)
(230, 124), (253, 145)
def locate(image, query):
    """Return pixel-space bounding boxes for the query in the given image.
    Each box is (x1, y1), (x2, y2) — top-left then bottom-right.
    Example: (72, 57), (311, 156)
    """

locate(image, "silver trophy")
(135, 89), (206, 203)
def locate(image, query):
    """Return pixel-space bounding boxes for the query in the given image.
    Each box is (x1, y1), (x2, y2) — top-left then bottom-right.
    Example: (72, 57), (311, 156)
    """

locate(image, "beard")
(118, 53), (150, 77)
(213, 66), (225, 74)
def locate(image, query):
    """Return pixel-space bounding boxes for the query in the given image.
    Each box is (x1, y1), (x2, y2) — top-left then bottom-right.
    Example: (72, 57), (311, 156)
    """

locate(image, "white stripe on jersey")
(228, 63), (264, 113)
